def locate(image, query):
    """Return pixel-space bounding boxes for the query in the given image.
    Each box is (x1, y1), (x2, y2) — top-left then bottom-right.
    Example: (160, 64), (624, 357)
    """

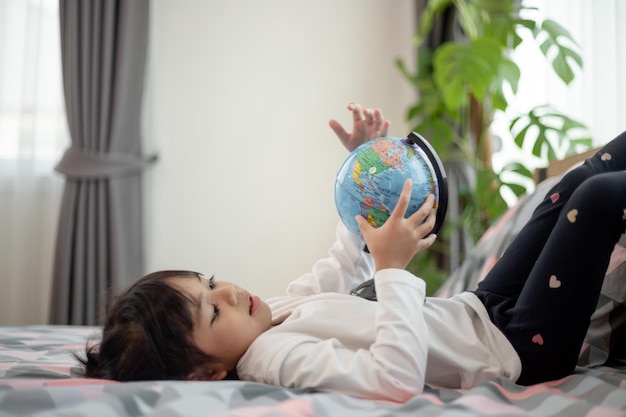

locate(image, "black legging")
(474, 131), (626, 385)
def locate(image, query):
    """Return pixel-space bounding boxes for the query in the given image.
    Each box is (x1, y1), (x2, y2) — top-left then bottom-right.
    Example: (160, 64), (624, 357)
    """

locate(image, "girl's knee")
(570, 172), (626, 219)
(576, 172), (626, 199)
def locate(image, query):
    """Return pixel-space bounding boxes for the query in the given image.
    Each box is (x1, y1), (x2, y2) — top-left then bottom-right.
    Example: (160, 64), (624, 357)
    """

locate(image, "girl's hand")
(357, 179), (437, 271)
(329, 103), (391, 152)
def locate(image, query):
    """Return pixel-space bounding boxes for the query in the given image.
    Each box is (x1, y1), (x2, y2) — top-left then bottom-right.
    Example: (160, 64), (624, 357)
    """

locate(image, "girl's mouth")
(249, 294), (260, 315)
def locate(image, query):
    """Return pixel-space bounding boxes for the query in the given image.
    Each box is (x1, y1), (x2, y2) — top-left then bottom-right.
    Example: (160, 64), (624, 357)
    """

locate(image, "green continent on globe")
(334, 136), (443, 239)
(365, 204), (390, 227)
(353, 147), (392, 185)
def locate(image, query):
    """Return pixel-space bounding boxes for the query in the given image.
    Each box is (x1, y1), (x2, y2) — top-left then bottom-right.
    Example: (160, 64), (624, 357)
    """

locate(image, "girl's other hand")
(329, 103), (391, 152)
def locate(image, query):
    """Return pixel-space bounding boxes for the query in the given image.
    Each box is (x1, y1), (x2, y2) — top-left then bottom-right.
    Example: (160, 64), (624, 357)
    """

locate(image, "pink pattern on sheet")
(20, 339), (78, 346)
(50, 344), (89, 350)
(45, 378), (117, 387)
(487, 378), (566, 400)
(477, 201), (522, 244)
(0, 350), (47, 360)
(607, 244), (626, 275)
(587, 407), (626, 417)
(30, 364), (78, 375)
(230, 397), (314, 417)
(454, 394), (526, 415)
(478, 256), (498, 283)
(1, 378), (117, 389)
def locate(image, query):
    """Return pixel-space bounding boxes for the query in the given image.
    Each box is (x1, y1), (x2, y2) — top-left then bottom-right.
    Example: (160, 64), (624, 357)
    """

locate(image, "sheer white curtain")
(0, 0), (68, 324)
(493, 0), (626, 191)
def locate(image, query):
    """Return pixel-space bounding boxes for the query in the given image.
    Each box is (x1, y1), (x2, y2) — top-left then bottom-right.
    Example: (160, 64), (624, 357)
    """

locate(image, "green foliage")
(537, 19), (583, 84)
(435, 38), (505, 107)
(407, 250), (449, 296)
(510, 105), (592, 160)
(398, 0), (591, 285)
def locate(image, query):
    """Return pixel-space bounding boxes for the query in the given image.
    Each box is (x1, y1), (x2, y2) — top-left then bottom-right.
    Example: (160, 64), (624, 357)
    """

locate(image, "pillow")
(437, 175), (626, 367)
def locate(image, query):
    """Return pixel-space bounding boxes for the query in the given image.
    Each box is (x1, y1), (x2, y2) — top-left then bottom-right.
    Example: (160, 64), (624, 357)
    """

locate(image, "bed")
(1, 158), (625, 417)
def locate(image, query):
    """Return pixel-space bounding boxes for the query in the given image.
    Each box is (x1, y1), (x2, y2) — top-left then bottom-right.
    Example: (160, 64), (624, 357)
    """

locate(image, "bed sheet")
(0, 325), (625, 417)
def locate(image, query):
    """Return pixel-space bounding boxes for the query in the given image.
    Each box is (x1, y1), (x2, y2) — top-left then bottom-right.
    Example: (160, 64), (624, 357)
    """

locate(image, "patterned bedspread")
(0, 325), (625, 417)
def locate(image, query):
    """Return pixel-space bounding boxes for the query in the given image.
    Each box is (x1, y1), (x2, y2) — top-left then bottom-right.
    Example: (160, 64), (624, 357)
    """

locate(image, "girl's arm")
(244, 269), (430, 402)
(285, 103), (393, 296)
(285, 222), (374, 295)
(285, 178), (436, 296)
(264, 182), (436, 401)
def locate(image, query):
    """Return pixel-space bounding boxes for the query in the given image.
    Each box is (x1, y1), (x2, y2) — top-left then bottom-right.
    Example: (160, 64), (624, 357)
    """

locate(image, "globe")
(334, 132), (448, 239)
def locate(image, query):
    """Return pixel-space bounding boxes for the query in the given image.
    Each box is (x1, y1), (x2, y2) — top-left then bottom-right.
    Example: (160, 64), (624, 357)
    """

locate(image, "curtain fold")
(50, 0), (152, 325)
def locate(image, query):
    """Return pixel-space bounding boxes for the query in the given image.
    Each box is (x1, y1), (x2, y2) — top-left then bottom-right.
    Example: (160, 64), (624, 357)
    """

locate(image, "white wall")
(143, 1), (416, 299)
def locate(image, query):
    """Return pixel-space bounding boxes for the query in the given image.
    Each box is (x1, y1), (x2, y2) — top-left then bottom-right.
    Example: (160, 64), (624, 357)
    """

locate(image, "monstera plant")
(397, 0), (593, 293)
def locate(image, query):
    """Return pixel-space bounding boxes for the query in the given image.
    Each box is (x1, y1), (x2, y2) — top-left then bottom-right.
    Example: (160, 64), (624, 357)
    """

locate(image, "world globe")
(334, 132), (448, 239)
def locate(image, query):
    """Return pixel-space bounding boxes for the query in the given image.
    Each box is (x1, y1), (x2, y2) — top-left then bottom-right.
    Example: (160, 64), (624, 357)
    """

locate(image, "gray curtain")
(50, 0), (153, 325)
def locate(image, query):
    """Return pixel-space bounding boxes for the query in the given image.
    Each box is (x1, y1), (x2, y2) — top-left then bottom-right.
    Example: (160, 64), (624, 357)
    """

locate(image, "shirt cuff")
(374, 268), (426, 296)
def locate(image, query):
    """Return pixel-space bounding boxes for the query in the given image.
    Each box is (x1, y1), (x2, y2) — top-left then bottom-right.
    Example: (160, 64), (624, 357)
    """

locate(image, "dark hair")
(76, 270), (219, 381)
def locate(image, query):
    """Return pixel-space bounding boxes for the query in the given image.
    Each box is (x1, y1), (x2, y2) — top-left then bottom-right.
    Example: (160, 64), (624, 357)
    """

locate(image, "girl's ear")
(187, 364), (228, 381)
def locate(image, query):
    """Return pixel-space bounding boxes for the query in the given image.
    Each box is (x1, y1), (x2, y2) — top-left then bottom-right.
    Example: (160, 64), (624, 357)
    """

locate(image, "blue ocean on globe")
(335, 136), (442, 238)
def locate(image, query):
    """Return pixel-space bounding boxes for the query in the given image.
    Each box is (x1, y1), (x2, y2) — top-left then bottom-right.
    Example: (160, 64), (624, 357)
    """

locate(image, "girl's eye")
(211, 304), (219, 323)
(208, 276), (216, 290)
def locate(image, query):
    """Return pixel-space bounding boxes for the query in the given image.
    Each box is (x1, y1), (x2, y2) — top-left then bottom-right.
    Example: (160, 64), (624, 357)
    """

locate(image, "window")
(0, 0), (68, 161)
(0, 0), (68, 325)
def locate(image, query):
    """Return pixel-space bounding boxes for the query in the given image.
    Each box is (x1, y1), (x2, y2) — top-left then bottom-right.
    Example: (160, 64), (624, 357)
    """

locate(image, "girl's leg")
(501, 171), (626, 384)
(476, 130), (626, 302)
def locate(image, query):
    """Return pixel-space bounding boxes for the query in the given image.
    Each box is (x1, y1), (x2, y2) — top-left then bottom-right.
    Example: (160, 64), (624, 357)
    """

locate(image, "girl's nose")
(217, 284), (239, 306)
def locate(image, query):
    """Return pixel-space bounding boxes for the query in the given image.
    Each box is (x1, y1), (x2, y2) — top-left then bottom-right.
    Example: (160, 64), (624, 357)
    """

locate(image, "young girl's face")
(169, 275), (272, 378)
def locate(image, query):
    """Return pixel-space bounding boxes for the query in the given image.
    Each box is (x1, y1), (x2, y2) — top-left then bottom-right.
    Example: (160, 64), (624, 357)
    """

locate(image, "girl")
(79, 104), (626, 403)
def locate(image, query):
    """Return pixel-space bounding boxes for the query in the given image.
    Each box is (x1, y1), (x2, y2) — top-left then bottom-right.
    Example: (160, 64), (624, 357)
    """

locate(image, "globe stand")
(405, 132), (448, 236)
(350, 132), (448, 302)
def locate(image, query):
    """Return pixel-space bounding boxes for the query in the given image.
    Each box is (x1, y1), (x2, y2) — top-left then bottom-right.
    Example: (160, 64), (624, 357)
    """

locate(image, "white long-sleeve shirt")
(236, 223), (521, 402)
